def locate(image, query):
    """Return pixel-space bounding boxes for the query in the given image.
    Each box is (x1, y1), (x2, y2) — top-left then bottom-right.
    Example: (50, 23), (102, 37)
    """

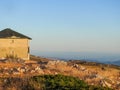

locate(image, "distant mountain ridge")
(110, 60), (120, 66)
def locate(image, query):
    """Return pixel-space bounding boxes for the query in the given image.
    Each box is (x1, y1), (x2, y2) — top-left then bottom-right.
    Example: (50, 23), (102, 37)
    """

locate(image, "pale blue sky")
(0, 0), (120, 54)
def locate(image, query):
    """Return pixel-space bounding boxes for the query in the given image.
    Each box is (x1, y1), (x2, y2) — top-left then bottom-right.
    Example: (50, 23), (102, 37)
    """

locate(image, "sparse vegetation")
(5, 54), (24, 63)
(0, 74), (112, 90)
(68, 60), (120, 70)
(0, 55), (119, 89)
(6, 54), (18, 59)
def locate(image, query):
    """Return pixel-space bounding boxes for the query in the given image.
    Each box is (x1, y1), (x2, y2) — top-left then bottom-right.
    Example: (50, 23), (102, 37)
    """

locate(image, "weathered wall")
(0, 38), (30, 60)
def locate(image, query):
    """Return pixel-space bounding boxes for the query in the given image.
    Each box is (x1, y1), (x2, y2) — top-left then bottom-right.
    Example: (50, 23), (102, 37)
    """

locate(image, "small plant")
(6, 54), (18, 59)
(5, 54), (24, 63)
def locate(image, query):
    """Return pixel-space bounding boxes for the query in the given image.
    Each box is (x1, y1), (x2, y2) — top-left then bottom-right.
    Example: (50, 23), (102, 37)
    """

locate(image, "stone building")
(0, 28), (32, 60)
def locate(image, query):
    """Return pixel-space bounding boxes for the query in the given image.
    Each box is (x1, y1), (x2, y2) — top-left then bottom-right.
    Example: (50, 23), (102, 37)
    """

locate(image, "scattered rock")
(0, 56), (119, 89)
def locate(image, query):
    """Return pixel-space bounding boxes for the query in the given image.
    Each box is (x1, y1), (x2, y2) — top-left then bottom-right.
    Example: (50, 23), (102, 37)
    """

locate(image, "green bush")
(1, 75), (112, 90)
(31, 74), (112, 90)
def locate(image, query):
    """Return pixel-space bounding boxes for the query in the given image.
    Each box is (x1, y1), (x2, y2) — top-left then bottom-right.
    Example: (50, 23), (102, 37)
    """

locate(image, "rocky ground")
(0, 55), (120, 90)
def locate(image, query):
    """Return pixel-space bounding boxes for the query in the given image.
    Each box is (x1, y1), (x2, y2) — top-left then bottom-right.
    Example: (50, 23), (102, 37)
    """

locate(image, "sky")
(0, 0), (120, 54)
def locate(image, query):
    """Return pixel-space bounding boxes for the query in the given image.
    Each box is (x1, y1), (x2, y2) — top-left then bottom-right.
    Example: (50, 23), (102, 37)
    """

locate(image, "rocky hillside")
(0, 55), (120, 90)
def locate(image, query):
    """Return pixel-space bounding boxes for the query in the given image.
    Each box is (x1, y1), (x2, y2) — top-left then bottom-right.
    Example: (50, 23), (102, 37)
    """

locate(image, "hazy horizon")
(0, 0), (120, 55)
(31, 51), (120, 62)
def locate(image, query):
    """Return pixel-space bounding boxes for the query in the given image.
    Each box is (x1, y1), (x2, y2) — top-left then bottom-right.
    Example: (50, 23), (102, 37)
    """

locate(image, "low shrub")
(0, 75), (112, 90)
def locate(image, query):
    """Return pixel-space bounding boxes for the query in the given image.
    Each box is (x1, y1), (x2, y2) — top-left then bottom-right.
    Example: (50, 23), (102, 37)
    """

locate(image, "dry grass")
(82, 64), (120, 79)
(0, 56), (119, 89)
(0, 63), (22, 68)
